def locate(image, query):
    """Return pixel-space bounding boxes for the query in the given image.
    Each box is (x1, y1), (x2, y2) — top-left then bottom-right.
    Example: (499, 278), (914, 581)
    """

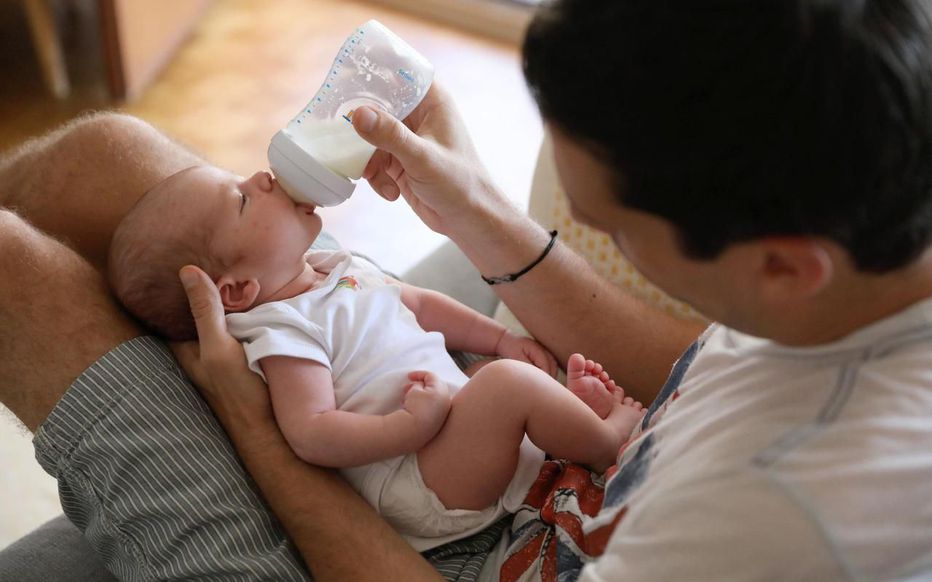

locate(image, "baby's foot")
(588, 390), (647, 473)
(566, 353), (616, 419)
(605, 387), (647, 444)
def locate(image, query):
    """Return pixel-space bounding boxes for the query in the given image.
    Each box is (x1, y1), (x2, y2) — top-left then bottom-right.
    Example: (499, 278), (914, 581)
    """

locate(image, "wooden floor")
(0, 0), (543, 273)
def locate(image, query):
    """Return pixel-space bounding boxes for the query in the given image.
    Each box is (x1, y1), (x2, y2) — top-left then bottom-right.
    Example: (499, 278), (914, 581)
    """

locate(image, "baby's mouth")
(296, 203), (316, 216)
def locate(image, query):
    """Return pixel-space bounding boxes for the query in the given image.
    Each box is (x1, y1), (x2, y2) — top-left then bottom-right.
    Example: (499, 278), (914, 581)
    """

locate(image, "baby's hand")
(496, 331), (559, 378)
(402, 370), (451, 443)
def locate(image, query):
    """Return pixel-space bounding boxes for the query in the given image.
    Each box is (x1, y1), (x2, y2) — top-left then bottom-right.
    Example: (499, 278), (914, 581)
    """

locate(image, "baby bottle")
(268, 20), (434, 207)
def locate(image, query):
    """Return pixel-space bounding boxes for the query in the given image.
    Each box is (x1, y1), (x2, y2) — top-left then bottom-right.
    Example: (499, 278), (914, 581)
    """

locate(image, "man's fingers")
(369, 171), (401, 200)
(179, 265), (227, 347)
(363, 150), (390, 179)
(353, 106), (427, 168)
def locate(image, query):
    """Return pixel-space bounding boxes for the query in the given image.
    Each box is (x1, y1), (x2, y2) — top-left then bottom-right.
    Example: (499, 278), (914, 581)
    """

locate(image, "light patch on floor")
(0, 405), (61, 549)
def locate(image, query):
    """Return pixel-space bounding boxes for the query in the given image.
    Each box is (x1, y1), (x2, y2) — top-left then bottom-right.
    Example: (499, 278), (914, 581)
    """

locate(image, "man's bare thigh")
(0, 210), (142, 432)
(0, 114), (202, 430)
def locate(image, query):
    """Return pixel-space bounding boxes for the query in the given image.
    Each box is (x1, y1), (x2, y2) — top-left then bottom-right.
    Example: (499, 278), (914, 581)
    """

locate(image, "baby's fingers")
(544, 352), (559, 378)
(408, 370), (430, 382)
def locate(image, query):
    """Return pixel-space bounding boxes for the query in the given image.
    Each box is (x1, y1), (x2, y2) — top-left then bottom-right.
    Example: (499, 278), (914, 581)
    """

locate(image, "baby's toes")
(623, 396), (634, 406)
(612, 385), (626, 403)
(567, 353), (587, 378)
(592, 362), (604, 376)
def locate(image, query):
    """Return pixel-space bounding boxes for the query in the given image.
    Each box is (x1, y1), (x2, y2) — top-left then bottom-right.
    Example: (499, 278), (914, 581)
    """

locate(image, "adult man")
(188, 0), (932, 578)
(4, 0), (932, 580)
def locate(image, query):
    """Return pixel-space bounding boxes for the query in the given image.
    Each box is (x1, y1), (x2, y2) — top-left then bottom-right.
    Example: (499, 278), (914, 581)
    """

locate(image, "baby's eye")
(239, 192), (247, 214)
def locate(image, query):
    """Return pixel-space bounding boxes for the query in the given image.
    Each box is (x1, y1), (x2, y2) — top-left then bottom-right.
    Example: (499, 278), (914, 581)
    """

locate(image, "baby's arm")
(391, 279), (558, 376)
(261, 355), (450, 467)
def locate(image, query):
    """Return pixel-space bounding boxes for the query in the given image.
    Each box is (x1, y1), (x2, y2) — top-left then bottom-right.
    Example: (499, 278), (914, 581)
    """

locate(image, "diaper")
(378, 452), (505, 551)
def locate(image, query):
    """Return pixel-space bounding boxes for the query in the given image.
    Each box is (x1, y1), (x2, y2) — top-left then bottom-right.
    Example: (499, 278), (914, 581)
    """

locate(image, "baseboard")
(364, 0), (535, 45)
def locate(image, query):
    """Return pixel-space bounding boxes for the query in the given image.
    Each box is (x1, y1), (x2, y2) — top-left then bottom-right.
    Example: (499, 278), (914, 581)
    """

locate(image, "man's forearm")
(218, 410), (442, 582)
(450, 200), (705, 402)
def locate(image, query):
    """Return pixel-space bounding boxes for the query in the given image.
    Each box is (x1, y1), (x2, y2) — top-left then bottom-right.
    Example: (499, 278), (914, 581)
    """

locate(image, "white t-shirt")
(226, 250), (542, 549)
(574, 296), (932, 581)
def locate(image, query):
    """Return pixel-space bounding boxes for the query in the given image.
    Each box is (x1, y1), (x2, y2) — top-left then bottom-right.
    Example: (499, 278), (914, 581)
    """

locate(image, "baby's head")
(109, 165), (322, 340)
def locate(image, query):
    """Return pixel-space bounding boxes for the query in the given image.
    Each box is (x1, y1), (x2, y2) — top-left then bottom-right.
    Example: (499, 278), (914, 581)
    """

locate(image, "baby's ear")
(216, 275), (261, 312)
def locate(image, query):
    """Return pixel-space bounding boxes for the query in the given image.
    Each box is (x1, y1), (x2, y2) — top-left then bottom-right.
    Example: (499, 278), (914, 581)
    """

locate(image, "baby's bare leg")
(417, 359), (631, 511)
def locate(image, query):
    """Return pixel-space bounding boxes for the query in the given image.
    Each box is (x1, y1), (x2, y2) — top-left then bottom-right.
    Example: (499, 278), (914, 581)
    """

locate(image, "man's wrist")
(211, 397), (278, 435)
(493, 327), (511, 355)
(449, 190), (553, 280)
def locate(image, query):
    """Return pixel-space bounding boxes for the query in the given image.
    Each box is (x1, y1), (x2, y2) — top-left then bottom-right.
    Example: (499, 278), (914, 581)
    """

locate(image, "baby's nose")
(246, 171), (274, 191)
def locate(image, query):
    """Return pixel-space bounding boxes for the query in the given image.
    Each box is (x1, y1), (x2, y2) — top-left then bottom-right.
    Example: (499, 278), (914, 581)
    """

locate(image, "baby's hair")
(109, 169), (226, 341)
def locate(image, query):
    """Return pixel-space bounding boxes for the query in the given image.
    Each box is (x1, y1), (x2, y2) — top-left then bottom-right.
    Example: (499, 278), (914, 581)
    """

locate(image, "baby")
(108, 165), (646, 550)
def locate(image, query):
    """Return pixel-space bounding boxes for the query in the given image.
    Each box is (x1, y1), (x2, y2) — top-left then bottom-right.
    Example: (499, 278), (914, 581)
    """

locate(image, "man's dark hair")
(523, 0), (932, 272)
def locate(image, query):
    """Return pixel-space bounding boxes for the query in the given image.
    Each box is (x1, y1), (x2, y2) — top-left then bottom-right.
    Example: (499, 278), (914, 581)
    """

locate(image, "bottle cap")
(268, 129), (356, 207)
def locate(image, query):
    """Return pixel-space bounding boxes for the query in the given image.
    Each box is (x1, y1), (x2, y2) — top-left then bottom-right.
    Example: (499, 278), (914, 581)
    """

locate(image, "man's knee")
(1, 112), (146, 172)
(66, 110), (146, 134)
(0, 112), (202, 267)
(61, 111), (158, 150)
(41, 112), (162, 174)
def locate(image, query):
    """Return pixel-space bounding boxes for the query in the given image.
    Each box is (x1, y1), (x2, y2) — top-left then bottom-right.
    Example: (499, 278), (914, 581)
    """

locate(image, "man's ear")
(216, 275), (261, 312)
(757, 237), (834, 303)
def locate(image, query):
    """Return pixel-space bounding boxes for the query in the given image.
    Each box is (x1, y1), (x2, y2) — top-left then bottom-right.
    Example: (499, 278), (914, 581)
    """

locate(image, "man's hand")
(401, 370), (451, 445)
(170, 265), (274, 423)
(496, 331), (559, 378)
(171, 270), (444, 582)
(351, 83), (510, 239)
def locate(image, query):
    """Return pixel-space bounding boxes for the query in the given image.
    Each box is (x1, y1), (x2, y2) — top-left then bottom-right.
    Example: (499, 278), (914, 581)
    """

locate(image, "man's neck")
(766, 251), (932, 346)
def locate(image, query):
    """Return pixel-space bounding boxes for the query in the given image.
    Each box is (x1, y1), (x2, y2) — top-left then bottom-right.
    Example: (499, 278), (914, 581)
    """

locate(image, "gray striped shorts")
(33, 336), (505, 581)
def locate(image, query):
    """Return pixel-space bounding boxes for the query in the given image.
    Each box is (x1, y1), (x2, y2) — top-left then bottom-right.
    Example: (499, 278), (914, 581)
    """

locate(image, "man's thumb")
(179, 265), (224, 342)
(352, 106), (424, 164)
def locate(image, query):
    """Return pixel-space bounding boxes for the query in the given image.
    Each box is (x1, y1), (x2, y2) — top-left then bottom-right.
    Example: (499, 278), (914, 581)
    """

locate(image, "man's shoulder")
(596, 314), (932, 581)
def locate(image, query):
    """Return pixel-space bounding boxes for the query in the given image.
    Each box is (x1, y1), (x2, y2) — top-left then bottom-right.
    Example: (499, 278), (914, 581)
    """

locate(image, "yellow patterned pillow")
(494, 134), (704, 336)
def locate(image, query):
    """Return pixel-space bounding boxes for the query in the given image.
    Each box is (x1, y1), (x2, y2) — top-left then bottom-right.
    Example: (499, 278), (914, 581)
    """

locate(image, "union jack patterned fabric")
(498, 340), (702, 582)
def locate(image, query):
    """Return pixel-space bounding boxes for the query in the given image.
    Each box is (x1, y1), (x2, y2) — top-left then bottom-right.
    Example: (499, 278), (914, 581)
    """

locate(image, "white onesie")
(226, 250), (544, 551)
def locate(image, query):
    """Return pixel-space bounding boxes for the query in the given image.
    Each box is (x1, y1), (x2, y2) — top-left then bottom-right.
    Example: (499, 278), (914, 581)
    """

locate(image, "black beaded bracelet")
(481, 230), (559, 285)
